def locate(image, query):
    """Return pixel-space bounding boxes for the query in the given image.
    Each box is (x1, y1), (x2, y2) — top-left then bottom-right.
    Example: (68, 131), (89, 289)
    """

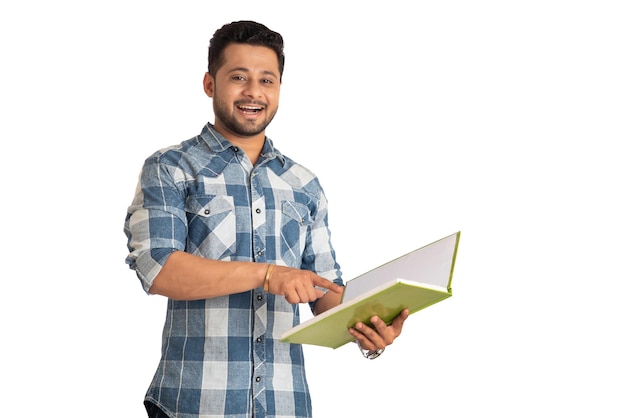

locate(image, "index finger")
(313, 276), (344, 294)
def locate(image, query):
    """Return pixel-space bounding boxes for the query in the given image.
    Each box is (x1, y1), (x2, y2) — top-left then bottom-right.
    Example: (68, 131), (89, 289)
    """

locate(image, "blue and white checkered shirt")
(125, 123), (343, 418)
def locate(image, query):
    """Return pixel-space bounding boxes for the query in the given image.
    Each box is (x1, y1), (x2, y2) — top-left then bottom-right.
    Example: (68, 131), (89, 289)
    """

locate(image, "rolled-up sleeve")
(124, 153), (188, 293)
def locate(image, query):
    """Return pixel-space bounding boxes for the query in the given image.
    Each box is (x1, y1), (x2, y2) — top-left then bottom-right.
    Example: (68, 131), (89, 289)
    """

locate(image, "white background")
(2, 1), (625, 417)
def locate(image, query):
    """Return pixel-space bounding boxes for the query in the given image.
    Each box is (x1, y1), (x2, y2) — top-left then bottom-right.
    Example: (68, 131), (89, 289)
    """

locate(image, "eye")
(231, 75), (246, 82)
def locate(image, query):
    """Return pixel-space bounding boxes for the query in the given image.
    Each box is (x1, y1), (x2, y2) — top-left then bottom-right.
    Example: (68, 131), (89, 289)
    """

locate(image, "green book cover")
(280, 232), (460, 349)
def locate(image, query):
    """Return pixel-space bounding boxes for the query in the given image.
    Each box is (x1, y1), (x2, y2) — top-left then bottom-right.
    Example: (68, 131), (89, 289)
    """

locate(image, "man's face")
(205, 43), (281, 139)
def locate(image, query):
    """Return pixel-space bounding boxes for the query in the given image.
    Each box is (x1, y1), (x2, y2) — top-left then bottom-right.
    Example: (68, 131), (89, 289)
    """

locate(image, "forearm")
(149, 251), (267, 300)
(312, 287), (343, 315)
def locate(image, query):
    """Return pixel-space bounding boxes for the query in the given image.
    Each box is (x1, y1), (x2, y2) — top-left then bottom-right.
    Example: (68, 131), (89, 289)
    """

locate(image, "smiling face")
(204, 43), (281, 145)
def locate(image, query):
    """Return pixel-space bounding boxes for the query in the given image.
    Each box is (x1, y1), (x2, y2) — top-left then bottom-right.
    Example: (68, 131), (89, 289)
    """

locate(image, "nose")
(242, 81), (262, 99)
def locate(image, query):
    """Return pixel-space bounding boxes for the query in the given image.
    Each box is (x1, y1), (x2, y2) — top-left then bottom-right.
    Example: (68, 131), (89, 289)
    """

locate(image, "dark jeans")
(145, 401), (171, 418)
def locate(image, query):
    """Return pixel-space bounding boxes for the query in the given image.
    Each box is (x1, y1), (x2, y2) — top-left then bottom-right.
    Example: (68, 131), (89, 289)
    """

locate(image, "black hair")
(208, 20), (285, 80)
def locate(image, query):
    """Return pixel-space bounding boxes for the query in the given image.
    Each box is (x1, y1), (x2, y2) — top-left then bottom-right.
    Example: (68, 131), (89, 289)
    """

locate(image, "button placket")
(250, 167), (268, 404)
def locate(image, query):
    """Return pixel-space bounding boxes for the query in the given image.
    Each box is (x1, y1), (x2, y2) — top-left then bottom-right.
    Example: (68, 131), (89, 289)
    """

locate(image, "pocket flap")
(281, 201), (313, 225)
(186, 194), (234, 217)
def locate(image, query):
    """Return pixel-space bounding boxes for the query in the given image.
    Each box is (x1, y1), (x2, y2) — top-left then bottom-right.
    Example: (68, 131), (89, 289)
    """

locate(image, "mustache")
(234, 100), (267, 108)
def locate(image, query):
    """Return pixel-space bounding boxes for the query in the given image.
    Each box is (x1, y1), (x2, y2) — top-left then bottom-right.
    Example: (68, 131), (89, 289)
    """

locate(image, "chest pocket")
(280, 201), (314, 266)
(185, 194), (236, 259)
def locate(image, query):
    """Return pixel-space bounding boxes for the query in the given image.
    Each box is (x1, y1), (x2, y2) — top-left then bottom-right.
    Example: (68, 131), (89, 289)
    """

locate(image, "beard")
(213, 95), (278, 137)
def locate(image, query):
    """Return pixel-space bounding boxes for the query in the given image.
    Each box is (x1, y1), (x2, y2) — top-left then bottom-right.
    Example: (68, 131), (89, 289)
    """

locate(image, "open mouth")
(237, 104), (264, 114)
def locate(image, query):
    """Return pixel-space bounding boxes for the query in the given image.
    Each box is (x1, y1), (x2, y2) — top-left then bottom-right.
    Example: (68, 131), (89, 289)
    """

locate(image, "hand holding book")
(280, 232), (461, 349)
(349, 308), (410, 358)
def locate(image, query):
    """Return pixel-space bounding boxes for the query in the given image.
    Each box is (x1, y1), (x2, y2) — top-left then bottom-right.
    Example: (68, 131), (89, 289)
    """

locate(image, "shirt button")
(204, 209), (210, 215)
(257, 251), (263, 257)
(255, 376), (261, 382)
(256, 208), (261, 214)
(233, 147), (239, 152)
(256, 337), (262, 343)
(257, 295), (263, 301)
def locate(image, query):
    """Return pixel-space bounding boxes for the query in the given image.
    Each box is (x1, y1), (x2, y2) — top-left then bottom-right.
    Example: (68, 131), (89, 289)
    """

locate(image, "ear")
(203, 72), (215, 97)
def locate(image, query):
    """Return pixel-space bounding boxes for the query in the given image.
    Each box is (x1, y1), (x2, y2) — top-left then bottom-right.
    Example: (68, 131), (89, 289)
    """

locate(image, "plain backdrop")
(2, 1), (625, 417)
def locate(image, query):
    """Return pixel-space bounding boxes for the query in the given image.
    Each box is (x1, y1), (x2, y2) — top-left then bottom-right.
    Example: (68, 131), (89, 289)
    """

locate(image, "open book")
(280, 231), (461, 349)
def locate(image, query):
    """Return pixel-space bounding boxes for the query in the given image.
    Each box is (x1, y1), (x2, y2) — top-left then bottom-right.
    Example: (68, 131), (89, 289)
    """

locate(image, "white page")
(342, 232), (459, 302)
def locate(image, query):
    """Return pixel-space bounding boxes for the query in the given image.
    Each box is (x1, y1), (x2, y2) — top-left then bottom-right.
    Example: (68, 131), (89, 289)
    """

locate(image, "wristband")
(356, 339), (385, 360)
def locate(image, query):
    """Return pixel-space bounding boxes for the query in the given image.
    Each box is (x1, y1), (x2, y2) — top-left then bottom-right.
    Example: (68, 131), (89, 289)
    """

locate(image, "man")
(124, 20), (408, 418)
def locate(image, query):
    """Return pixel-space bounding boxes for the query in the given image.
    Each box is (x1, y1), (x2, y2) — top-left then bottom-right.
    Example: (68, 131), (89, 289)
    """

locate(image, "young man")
(124, 20), (408, 418)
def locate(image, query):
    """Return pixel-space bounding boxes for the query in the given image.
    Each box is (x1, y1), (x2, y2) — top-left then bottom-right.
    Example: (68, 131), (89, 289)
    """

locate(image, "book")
(279, 231), (461, 349)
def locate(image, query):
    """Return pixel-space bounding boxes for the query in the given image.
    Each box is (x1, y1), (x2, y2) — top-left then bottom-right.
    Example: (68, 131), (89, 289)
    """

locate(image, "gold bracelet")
(264, 264), (275, 292)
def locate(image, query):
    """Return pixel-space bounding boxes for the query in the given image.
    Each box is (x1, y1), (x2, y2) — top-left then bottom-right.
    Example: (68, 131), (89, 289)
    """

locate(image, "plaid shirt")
(124, 123), (343, 418)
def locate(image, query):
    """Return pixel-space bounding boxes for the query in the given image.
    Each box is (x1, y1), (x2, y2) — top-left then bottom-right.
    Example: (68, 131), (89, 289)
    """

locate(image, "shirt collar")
(200, 122), (286, 166)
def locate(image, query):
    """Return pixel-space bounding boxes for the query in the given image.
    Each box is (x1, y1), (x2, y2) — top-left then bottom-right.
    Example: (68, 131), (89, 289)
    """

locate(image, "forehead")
(219, 43), (280, 75)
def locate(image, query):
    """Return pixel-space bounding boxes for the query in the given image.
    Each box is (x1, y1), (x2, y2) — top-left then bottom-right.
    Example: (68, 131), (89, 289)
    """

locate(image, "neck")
(213, 125), (265, 165)
(232, 137), (264, 165)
